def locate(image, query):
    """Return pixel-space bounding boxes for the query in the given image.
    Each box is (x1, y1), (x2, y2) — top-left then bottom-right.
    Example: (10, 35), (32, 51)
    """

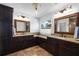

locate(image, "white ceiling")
(1, 3), (70, 18)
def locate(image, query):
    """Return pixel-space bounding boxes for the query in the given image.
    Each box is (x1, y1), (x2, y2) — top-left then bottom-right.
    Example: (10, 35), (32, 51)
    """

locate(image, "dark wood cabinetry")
(39, 37), (59, 55)
(2, 35), (37, 55)
(48, 38), (79, 56)
(0, 4), (78, 56)
(46, 37), (59, 55)
(59, 40), (79, 56)
(35, 37), (46, 45)
(41, 37), (79, 56)
(0, 4), (13, 38)
(0, 4), (13, 55)
(0, 4), (37, 55)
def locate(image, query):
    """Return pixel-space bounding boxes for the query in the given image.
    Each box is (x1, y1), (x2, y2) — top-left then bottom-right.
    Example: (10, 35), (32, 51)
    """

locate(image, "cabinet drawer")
(63, 41), (79, 49)
(60, 47), (77, 56)
(59, 40), (79, 56)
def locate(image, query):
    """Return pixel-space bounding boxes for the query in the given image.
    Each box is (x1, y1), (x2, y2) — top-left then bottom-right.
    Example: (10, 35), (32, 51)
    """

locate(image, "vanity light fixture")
(54, 5), (78, 18)
(15, 15), (30, 21)
(15, 15), (24, 20)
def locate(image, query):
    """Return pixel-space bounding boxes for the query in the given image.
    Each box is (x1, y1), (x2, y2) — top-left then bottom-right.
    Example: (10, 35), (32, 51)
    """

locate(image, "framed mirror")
(54, 13), (77, 35)
(41, 20), (51, 29)
(15, 20), (30, 33)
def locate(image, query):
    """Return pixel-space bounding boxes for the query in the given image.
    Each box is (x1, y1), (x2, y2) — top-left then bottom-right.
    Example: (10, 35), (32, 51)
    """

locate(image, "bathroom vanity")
(40, 12), (79, 56)
(0, 4), (79, 56)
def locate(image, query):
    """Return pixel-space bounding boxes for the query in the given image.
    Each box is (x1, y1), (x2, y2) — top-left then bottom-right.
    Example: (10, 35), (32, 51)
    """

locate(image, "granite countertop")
(33, 34), (79, 44)
(15, 34), (33, 37)
(34, 35), (79, 43)
(33, 34), (47, 39)
(14, 32), (47, 39)
(13, 33), (34, 37)
(13, 32), (79, 44)
(49, 35), (79, 44)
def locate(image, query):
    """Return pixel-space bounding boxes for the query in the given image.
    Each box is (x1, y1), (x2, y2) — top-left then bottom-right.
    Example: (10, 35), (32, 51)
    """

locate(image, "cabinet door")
(59, 40), (79, 56)
(35, 37), (46, 45)
(39, 37), (59, 55)
(0, 5), (13, 38)
(0, 4), (13, 55)
(46, 37), (59, 55)
(63, 41), (79, 56)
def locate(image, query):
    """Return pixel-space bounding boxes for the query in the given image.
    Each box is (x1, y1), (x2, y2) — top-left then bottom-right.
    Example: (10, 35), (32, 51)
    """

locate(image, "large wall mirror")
(54, 13), (77, 35)
(15, 20), (30, 33)
(41, 20), (51, 29)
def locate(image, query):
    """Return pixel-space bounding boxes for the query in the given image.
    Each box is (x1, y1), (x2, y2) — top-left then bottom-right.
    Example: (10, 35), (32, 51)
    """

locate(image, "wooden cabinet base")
(40, 37), (79, 56)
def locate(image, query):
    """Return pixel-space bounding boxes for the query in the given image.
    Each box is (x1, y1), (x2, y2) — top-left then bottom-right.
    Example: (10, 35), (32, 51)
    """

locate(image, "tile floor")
(6, 46), (52, 56)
